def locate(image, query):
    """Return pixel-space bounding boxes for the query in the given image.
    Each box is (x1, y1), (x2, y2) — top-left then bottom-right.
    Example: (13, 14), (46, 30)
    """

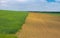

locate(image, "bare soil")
(16, 13), (60, 38)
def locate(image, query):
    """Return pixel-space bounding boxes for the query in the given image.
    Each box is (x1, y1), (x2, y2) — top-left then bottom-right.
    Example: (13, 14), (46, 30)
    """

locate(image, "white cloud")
(0, 1), (6, 3)
(0, 0), (9, 6)
(0, 0), (8, 4)
(39, 0), (47, 2)
(16, 0), (28, 3)
(16, 0), (36, 3)
(0, 0), (60, 11)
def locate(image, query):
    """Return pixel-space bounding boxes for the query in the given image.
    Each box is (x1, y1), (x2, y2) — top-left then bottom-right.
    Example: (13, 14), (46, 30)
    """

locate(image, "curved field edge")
(17, 12), (60, 38)
(0, 10), (28, 38)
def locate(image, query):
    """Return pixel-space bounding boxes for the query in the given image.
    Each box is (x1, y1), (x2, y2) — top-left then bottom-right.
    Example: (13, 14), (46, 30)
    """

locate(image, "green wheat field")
(0, 10), (28, 38)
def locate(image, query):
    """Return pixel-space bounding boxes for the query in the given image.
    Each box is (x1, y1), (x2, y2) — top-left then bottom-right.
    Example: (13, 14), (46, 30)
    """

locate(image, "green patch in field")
(0, 10), (28, 34)
(0, 34), (17, 38)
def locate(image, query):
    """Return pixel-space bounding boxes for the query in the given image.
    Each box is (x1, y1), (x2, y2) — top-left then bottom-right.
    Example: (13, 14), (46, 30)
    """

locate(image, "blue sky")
(0, 0), (60, 11)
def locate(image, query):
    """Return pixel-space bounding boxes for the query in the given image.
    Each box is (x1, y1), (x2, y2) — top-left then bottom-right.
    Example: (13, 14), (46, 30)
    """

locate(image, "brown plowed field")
(16, 13), (60, 38)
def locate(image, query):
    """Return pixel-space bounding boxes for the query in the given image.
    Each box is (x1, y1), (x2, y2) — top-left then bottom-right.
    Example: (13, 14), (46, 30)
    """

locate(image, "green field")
(0, 10), (28, 38)
(0, 34), (17, 38)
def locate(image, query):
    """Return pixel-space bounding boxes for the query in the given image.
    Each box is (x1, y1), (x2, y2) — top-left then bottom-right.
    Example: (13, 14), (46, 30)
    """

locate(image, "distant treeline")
(29, 11), (60, 13)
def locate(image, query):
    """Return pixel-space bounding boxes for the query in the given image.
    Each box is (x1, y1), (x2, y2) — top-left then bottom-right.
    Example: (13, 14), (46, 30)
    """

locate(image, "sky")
(0, 0), (60, 11)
